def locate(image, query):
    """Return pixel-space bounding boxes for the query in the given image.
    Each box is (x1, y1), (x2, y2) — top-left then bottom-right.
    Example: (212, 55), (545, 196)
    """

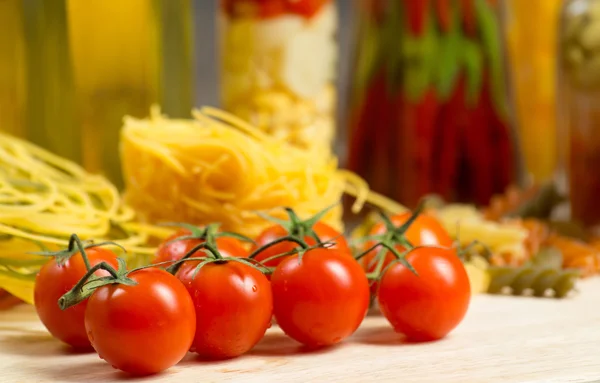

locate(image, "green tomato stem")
(247, 235), (310, 259)
(69, 234), (92, 271)
(57, 261), (120, 311)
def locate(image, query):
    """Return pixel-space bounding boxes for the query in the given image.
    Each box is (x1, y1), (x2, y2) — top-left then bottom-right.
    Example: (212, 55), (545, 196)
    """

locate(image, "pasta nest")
(120, 106), (397, 238)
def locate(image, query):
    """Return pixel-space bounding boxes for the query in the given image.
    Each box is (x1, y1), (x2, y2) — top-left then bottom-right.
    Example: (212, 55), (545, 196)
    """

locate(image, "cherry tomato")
(377, 247), (471, 342)
(361, 212), (453, 273)
(252, 221), (351, 268)
(84, 268), (196, 375)
(34, 248), (119, 349)
(154, 228), (247, 264)
(271, 248), (370, 347)
(176, 260), (272, 359)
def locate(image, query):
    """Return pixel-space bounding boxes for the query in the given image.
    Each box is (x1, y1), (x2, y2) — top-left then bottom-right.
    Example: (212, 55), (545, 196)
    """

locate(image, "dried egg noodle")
(0, 131), (166, 303)
(121, 106), (404, 238)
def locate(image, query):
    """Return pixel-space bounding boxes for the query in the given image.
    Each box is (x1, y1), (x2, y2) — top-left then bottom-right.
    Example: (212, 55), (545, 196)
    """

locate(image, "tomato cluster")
(33, 206), (471, 376)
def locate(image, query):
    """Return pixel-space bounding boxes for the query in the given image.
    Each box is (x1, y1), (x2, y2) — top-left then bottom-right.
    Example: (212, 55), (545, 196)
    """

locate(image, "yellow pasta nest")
(0, 131), (164, 303)
(121, 107), (401, 237)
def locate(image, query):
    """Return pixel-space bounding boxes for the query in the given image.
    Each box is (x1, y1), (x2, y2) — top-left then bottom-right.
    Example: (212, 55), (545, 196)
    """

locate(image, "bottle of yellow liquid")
(0, 1), (80, 162)
(0, 0), (26, 139)
(504, 0), (563, 183)
(0, 0), (194, 187)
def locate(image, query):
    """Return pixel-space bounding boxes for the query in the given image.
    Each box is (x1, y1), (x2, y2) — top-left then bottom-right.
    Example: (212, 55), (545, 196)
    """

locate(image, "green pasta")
(486, 247), (580, 298)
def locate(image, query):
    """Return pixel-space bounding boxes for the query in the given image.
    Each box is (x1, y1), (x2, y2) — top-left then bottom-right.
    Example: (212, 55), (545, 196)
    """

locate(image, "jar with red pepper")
(218, 0), (337, 155)
(346, 0), (521, 207)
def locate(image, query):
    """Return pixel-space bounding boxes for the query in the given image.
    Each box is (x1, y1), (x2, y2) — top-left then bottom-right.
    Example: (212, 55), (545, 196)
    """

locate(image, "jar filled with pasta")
(559, 0), (600, 227)
(217, 0), (338, 154)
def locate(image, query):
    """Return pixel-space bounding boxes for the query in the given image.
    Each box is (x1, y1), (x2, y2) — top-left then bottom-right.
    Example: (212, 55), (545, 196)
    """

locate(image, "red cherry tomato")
(377, 247), (471, 342)
(34, 248), (119, 349)
(361, 212), (453, 273)
(84, 268), (196, 375)
(154, 228), (247, 264)
(271, 248), (370, 347)
(176, 260), (272, 359)
(252, 221), (351, 268)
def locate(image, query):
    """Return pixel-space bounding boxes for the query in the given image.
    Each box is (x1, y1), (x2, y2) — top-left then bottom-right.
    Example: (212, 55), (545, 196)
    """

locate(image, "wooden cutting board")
(2, 279), (600, 383)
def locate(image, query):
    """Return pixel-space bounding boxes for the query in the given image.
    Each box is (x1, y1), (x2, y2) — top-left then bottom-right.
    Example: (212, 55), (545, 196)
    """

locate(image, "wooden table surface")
(2, 279), (600, 383)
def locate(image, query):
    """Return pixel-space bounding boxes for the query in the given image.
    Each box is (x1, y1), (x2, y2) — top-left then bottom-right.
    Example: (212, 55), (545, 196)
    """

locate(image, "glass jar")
(503, 0), (562, 183)
(346, 0), (521, 207)
(0, 0), (194, 187)
(217, 0), (338, 154)
(558, 0), (600, 226)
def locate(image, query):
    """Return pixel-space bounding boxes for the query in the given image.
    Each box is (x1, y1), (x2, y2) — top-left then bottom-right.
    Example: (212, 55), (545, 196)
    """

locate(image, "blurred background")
(2, 0), (599, 226)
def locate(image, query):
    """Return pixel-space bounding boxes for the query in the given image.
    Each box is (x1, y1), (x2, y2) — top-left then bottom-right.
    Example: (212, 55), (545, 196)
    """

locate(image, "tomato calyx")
(166, 236), (270, 279)
(58, 257), (135, 311)
(258, 204), (339, 245)
(30, 233), (124, 268)
(161, 222), (255, 247)
(355, 204), (427, 279)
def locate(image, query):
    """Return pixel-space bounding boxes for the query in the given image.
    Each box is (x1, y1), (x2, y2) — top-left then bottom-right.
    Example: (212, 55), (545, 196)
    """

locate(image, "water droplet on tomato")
(87, 331), (94, 342)
(252, 285), (257, 292)
(194, 290), (200, 298)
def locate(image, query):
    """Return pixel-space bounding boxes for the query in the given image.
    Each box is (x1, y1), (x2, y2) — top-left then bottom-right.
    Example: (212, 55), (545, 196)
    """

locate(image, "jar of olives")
(559, 0), (600, 227)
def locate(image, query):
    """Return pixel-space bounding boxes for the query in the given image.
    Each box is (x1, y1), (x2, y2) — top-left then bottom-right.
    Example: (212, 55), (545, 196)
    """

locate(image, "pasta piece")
(545, 235), (600, 278)
(482, 183), (563, 221)
(487, 266), (578, 298)
(487, 248), (579, 298)
(463, 255), (491, 295)
(434, 204), (529, 263)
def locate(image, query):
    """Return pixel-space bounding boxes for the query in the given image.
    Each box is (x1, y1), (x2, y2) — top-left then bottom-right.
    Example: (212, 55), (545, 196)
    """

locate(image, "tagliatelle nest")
(120, 106), (403, 238)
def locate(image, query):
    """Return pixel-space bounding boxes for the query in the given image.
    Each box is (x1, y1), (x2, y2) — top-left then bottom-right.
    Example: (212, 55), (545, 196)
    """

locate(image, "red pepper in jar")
(346, 0), (519, 207)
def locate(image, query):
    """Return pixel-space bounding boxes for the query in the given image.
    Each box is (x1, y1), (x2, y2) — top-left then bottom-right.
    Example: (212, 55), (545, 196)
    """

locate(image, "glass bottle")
(0, 0), (194, 187)
(0, 0), (26, 139)
(67, 0), (194, 186)
(346, 0), (521, 207)
(503, 0), (562, 183)
(217, 0), (338, 155)
(558, 0), (600, 227)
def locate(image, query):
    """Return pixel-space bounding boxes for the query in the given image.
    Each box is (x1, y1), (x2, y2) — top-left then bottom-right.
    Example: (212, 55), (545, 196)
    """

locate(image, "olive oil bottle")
(0, 0), (26, 139)
(0, 0), (194, 187)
